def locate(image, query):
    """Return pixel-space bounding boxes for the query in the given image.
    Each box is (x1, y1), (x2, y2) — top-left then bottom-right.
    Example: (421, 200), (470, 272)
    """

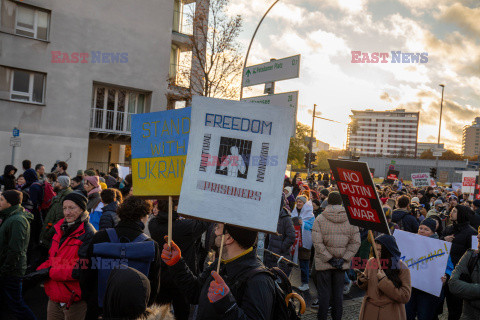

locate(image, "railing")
(90, 108), (132, 135)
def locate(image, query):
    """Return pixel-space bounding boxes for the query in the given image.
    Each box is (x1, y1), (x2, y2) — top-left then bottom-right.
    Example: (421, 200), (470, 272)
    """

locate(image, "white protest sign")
(117, 165), (130, 180)
(472, 236), (478, 250)
(393, 230), (452, 297)
(462, 171), (478, 194)
(177, 96), (294, 232)
(411, 173), (430, 187)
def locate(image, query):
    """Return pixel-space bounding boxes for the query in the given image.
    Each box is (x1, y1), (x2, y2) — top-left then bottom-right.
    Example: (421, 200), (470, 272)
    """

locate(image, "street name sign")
(242, 55), (301, 87)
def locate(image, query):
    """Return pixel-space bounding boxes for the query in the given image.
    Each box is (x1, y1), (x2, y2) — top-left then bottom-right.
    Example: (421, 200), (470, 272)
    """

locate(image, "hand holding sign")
(208, 271), (231, 303)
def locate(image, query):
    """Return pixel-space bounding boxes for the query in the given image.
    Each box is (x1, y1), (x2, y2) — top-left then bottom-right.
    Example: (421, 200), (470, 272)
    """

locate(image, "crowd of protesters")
(2, 160), (480, 320)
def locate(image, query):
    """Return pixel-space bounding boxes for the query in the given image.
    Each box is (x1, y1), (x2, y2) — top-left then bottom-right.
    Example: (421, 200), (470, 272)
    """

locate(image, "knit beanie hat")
(84, 170), (96, 177)
(411, 197), (420, 204)
(2, 190), (23, 206)
(224, 225), (258, 249)
(296, 196), (307, 204)
(100, 182), (108, 190)
(327, 191), (342, 205)
(63, 192), (87, 212)
(420, 218), (437, 233)
(57, 176), (71, 188)
(84, 175), (100, 188)
(320, 189), (330, 197)
(76, 170), (84, 177)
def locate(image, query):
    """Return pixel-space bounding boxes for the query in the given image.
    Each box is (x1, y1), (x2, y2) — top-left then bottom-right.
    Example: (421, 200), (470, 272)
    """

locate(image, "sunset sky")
(230, 0), (480, 153)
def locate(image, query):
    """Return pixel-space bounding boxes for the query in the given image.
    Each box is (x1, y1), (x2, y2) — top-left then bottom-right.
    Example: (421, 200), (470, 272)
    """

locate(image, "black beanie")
(2, 190), (23, 206)
(420, 218), (437, 233)
(63, 192), (87, 212)
(225, 225), (258, 249)
(327, 191), (343, 205)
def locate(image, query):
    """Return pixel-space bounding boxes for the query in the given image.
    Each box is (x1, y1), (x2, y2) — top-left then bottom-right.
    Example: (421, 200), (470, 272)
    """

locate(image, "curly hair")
(117, 196), (152, 222)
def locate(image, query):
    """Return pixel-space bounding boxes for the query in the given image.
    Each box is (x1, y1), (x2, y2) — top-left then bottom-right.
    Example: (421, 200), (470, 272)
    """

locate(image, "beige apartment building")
(462, 117), (480, 157)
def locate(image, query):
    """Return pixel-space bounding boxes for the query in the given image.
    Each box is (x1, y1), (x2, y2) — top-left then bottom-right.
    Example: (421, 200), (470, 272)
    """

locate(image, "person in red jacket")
(37, 193), (95, 320)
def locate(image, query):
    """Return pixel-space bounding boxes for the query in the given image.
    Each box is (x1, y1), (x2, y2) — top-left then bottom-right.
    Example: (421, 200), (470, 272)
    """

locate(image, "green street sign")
(242, 54), (301, 87)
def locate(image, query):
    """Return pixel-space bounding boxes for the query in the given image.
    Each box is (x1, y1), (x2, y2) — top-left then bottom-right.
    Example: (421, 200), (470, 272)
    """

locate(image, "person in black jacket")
(392, 195), (419, 233)
(265, 197), (295, 276)
(98, 189), (119, 230)
(162, 223), (275, 320)
(82, 196), (161, 320)
(0, 165), (17, 191)
(442, 205), (477, 320)
(149, 199), (210, 320)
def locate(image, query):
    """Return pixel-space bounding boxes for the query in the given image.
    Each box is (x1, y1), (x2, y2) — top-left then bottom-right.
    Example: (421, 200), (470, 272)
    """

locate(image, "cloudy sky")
(228, 0), (480, 153)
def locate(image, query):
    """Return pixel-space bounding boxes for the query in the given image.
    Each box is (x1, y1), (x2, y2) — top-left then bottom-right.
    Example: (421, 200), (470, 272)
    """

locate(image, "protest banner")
(131, 108), (191, 196)
(462, 171), (477, 194)
(328, 159), (390, 234)
(472, 235), (478, 250)
(177, 96), (294, 232)
(393, 230), (452, 297)
(117, 165), (130, 180)
(386, 169), (399, 184)
(411, 173), (430, 187)
(475, 176), (480, 200)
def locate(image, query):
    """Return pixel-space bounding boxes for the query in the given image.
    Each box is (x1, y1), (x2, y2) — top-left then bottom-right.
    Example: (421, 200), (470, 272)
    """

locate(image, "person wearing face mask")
(442, 205), (477, 320)
(82, 196), (161, 320)
(39, 176), (72, 250)
(36, 193), (95, 320)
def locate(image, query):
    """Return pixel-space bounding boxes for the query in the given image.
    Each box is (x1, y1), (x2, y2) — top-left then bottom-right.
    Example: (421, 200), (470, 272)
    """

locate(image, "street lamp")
(435, 84), (445, 173)
(239, 0), (280, 100)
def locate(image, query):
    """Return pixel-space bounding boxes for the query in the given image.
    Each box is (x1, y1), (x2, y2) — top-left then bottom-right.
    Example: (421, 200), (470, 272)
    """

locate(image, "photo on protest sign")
(394, 230), (452, 297)
(178, 96), (294, 232)
(411, 173), (430, 187)
(328, 159), (390, 234)
(462, 171), (477, 194)
(131, 108), (191, 196)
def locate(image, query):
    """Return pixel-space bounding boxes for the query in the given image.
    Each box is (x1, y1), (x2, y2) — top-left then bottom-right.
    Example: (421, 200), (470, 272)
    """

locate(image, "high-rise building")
(346, 108), (419, 157)
(462, 117), (480, 157)
(416, 142), (444, 157)
(0, 0), (208, 173)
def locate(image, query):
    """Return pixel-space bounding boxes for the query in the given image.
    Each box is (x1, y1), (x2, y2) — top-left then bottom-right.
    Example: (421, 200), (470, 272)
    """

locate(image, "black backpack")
(234, 266), (301, 320)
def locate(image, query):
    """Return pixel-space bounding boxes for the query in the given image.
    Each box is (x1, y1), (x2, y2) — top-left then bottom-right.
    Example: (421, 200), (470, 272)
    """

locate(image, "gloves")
(328, 258), (344, 269)
(161, 236), (182, 266)
(208, 271), (231, 303)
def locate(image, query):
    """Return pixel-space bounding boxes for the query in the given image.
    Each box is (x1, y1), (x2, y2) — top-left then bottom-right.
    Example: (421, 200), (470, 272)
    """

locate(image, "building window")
(14, 3), (50, 40)
(90, 85), (148, 133)
(5, 67), (46, 104)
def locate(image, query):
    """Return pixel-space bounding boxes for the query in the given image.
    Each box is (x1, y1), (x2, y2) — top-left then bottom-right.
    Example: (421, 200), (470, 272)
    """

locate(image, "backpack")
(37, 182), (56, 211)
(235, 266), (301, 320)
(92, 228), (156, 307)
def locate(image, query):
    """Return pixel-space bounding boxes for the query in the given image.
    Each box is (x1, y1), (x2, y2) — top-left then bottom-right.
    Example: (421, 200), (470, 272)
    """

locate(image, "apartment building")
(417, 142), (444, 157)
(462, 117), (480, 157)
(346, 108), (419, 157)
(0, 0), (207, 173)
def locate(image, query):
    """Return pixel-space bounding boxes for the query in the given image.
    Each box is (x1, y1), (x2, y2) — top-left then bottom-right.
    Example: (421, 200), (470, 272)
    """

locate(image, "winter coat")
(0, 205), (33, 277)
(357, 258), (412, 320)
(392, 209), (419, 233)
(312, 204), (361, 271)
(449, 249), (480, 319)
(82, 220), (161, 317)
(267, 209), (295, 258)
(0, 164), (17, 191)
(37, 213), (95, 303)
(72, 183), (88, 197)
(39, 187), (72, 248)
(98, 202), (119, 230)
(87, 192), (102, 214)
(169, 248), (275, 320)
(443, 222), (477, 266)
(104, 175), (117, 188)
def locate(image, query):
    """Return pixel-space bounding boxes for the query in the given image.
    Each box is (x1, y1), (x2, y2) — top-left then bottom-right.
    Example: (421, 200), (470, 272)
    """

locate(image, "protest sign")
(472, 235), (478, 250)
(117, 165), (130, 180)
(386, 169), (399, 184)
(462, 171), (478, 194)
(328, 159), (390, 234)
(452, 182), (462, 192)
(393, 230), (452, 297)
(131, 108), (191, 196)
(177, 96), (294, 232)
(411, 173), (430, 187)
(475, 176), (480, 200)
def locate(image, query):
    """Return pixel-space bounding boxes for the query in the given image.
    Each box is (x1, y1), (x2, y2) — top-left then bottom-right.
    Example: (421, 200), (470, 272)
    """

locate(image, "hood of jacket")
(392, 209), (409, 223)
(23, 168), (38, 186)
(291, 201), (314, 221)
(3, 165), (17, 176)
(322, 205), (348, 223)
(103, 267), (151, 319)
(155, 210), (179, 224)
(102, 201), (118, 213)
(375, 234), (401, 261)
(0, 204), (33, 222)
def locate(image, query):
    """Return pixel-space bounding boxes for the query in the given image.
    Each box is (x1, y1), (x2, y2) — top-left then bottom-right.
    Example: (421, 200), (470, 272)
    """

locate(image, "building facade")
(346, 108), (419, 157)
(416, 142), (444, 157)
(0, 0), (206, 174)
(312, 140), (329, 153)
(462, 117), (480, 157)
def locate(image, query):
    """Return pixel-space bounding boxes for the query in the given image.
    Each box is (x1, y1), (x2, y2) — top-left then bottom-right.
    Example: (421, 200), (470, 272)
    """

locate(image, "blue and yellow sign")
(131, 108), (191, 196)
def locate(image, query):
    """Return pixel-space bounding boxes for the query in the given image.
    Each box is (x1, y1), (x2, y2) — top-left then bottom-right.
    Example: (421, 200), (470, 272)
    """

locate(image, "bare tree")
(178, 0), (243, 100)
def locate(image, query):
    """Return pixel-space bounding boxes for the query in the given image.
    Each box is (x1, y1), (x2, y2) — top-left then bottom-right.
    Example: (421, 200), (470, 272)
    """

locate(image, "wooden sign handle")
(168, 196), (173, 246)
(368, 230), (382, 269)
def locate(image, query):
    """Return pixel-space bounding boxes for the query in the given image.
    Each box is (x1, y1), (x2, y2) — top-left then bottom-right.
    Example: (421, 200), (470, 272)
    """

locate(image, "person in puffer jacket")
(98, 189), (119, 230)
(265, 196), (295, 276)
(312, 191), (360, 320)
(37, 193), (95, 319)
